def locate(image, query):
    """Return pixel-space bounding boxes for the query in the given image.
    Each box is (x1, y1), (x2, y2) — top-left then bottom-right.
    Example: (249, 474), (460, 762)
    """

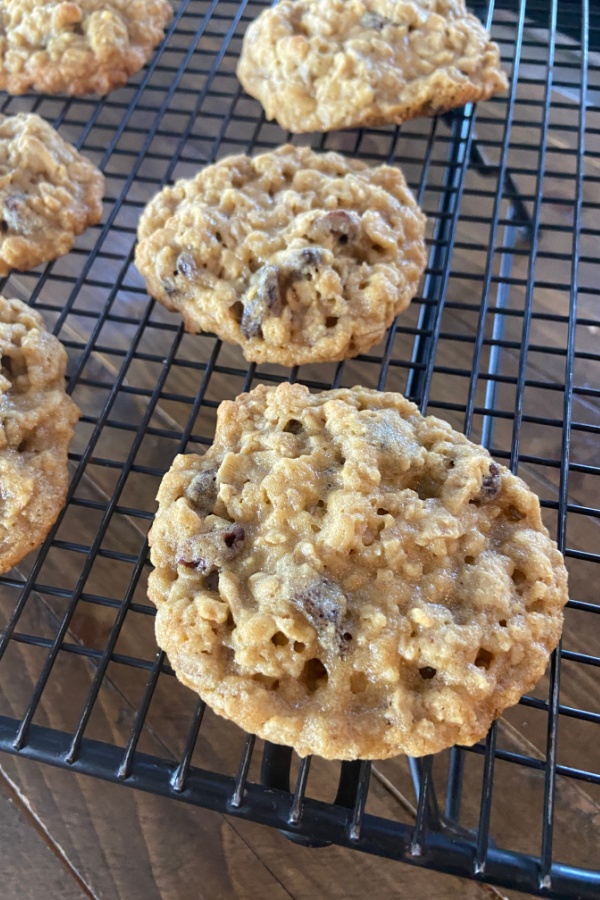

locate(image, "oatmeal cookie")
(237, 0), (508, 133)
(0, 0), (173, 95)
(135, 145), (426, 366)
(148, 383), (568, 760)
(0, 296), (80, 573)
(0, 113), (104, 276)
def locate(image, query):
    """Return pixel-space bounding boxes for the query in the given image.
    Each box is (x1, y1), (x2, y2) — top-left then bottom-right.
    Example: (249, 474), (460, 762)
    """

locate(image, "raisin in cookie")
(0, 0), (173, 95)
(135, 145), (426, 366)
(237, 0), (508, 133)
(0, 113), (105, 276)
(0, 296), (80, 573)
(148, 383), (568, 761)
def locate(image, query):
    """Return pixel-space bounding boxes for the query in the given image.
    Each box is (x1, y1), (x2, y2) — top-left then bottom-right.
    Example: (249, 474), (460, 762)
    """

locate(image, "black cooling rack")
(0, 1), (599, 897)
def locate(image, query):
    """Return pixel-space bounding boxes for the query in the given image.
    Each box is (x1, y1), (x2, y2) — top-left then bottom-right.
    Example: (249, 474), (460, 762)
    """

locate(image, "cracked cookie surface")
(0, 296), (80, 573)
(0, 113), (104, 276)
(0, 0), (173, 95)
(237, 0), (507, 133)
(148, 383), (568, 760)
(135, 144), (426, 366)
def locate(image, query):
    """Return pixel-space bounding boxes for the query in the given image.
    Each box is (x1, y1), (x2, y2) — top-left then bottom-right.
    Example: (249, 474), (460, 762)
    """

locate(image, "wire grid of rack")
(0, 0), (598, 896)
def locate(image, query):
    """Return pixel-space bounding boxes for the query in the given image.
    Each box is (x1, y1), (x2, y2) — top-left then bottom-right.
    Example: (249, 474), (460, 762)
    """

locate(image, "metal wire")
(0, 1), (598, 897)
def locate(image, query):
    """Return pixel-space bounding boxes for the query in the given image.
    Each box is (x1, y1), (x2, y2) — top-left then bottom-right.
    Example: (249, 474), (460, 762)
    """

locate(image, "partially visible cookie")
(0, 296), (80, 573)
(135, 144), (426, 366)
(0, 0), (173, 95)
(0, 113), (104, 276)
(237, 0), (508, 133)
(148, 383), (568, 761)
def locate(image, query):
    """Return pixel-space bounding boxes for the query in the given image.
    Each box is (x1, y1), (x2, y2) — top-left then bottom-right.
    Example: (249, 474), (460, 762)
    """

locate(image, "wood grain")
(0, 772), (88, 900)
(0, 6), (597, 899)
(0, 588), (513, 899)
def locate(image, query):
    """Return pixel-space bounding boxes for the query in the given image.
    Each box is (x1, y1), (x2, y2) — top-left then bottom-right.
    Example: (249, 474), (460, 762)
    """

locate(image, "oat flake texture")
(0, 296), (80, 573)
(0, 0), (173, 95)
(237, 0), (508, 133)
(0, 112), (105, 276)
(135, 144), (427, 366)
(148, 383), (568, 760)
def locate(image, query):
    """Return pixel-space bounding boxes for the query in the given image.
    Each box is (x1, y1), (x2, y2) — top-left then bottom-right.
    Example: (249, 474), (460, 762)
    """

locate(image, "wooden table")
(0, 3), (598, 898)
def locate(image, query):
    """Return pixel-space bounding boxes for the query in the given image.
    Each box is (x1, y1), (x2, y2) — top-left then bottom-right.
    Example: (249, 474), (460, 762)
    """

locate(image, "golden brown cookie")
(135, 145), (426, 366)
(0, 296), (80, 573)
(148, 383), (568, 760)
(237, 0), (508, 133)
(0, 0), (173, 95)
(0, 113), (105, 276)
